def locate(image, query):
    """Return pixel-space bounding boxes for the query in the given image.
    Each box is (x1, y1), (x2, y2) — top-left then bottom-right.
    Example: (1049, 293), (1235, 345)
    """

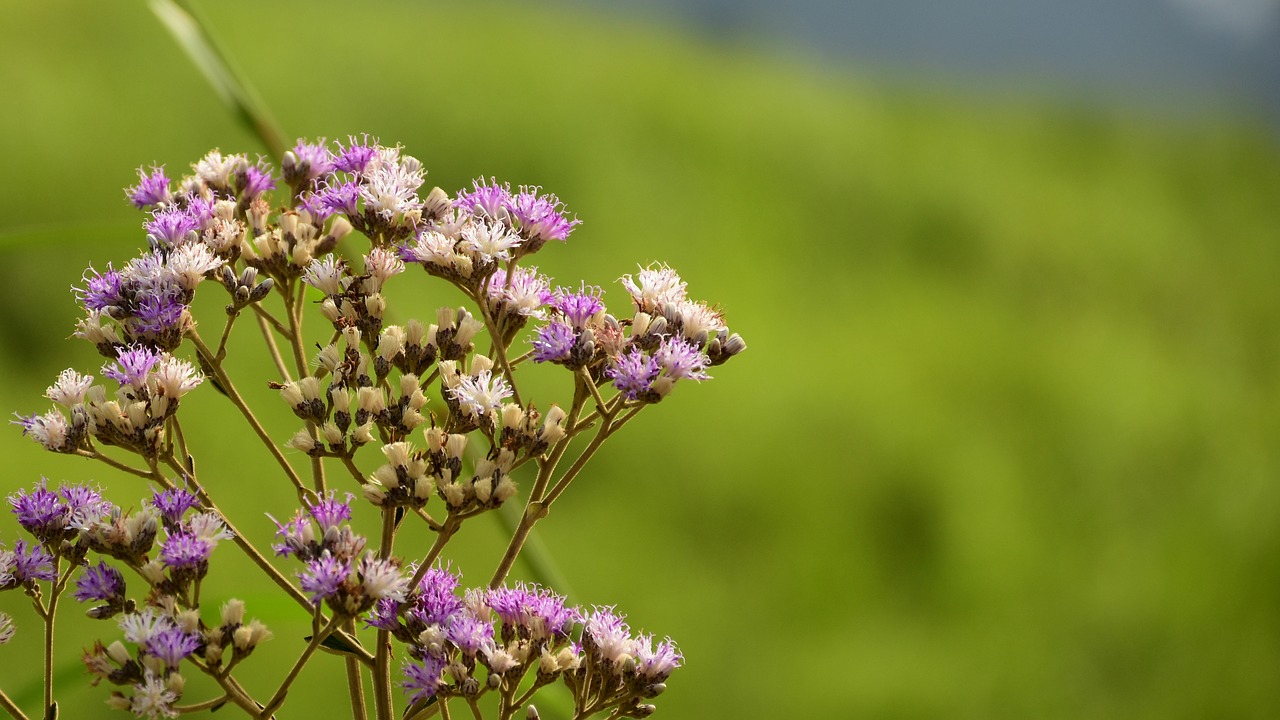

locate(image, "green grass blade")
(149, 0), (287, 158)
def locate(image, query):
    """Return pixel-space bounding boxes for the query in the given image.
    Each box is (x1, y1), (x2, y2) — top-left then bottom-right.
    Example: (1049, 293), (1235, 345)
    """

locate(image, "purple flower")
(605, 348), (660, 400)
(269, 510), (313, 558)
(488, 583), (580, 640)
(159, 531), (212, 568)
(102, 345), (163, 388)
(445, 613), (494, 656)
(58, 485), (112, 528)
(144, 206), (199, 247)
(241, 162), (277, 199)
(77, 266), (125, 312)
(334, 135), (379, 174)
(454, 178), (512, 220)
(315, 179), (360, 216)
(547, 286), (605, 328)
(634, 634), (682, 681)
(299, 552), (351, 604)
(126, 166), (172, 209)
(407, 565), (463, 626)
(12, 540), (56, 583)
(531, 321), (576, 364)
(309, 492), (353, 531)
(509, 186), (580, 245)
(289, 139), (335, 182)
(654, 336), (711, 381)
(151, 488), (200, 525)
(73, 562), (125, 603)
(8, 479), (66, 540)
(145, 625), (201, 668)
(583, 606), (635, 666)
(133, 288), (188, 336)
(367, 598), (401, 632)
(402, 655), (447, 703)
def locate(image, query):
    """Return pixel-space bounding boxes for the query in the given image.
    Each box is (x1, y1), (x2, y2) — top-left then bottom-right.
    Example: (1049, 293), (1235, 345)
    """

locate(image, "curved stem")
(260, 615), (341, 718)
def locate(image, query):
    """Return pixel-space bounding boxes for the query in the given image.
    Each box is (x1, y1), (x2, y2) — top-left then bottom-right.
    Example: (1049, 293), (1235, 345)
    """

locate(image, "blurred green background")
(3, 1), (1280, 718)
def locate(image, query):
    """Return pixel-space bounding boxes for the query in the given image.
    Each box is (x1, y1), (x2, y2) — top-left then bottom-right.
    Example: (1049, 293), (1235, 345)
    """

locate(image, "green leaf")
(148, 0), (286, 157)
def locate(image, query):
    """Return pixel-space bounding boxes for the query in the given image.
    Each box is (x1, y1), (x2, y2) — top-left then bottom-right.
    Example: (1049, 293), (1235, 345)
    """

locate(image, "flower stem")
(374, 508), (398, 720)
(0, 689), (30, 720)
(260, 614), (342, 717)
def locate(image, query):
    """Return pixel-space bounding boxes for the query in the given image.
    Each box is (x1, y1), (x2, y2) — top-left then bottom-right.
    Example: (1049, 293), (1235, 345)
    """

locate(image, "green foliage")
(1, 1), (1279, 718)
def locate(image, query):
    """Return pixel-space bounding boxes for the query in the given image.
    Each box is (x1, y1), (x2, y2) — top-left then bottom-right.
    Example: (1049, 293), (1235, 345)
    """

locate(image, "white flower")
(0, 612), (15, 645)
(363, 247), (405, 290)
(119, 608), (169, 645)
(621, 263), (687, 313)
(45, 369), (94, 407)
(150, 357), (203, 399)
(447, 371), (512, 420)
(186, 512), (234, 546)
(357, 554), (409, 602)
(130, 670), (179, 719)
(303, 256), (347, 296)
(165, 244), (222, 291)
(460, 220), (521, 262)
(192, 149), (248, 189)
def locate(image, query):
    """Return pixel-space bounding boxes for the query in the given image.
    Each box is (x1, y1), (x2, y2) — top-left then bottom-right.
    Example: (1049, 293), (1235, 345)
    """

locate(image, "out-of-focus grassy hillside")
(2, 1), (1280, 718)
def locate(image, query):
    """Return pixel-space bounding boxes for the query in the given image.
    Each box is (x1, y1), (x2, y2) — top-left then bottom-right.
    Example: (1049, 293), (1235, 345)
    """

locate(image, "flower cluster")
(273, 492), (408, 615)
(369, 567), (678, 717)
(3, 136), (741, 719)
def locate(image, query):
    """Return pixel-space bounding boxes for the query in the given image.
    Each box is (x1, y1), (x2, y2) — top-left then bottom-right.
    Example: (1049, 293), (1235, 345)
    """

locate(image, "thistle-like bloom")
(8, 479), (65, 540)
(621, 263), (687, 314)
(45, 369), (94, 407)
(103, 346), (163, 389)
(159, 531), (212, 569)
(334, 135), (379, 174)
(78, 266), (125, 313)
(126, 166), (172, 209)
(360, 149), (425, 219)
(454, 178), (512, 220)
(605, 348), (660, 400)
(287, 139), (335, 183)
(405, 565), (464, 626)
(119, 609), (168, 645)
(73, 562), (125, 603)
(132, 289), (189, 338)
(486, 266), (550, 318)
(583, 606), (635, 667)
(509, 186), (580, 247)
(634, 634), (682, 682)
(13, 410), (73, 453)
(548, 286), (605, 328)
(151, 356), (203, 399)
(12, 540), (56, 583)
(460, 220), (521, 262)
(145, 625), (201, 668)
(314, 179), (360, 217)
(241, 161), (277, 200)
(357, 553), (409, 602)
(309, 492), (353, 531)
(185, 512), (234, 545)
(299, 552), (351, 604)
(145, 205), (200, 247)
(0, 612), (14, 645)
(531, 321), (577, 364)
(130, 670), (178, 719)
(448, 371), (513, 419)
(654, 336), (711, 381)
(445, 613), (494, 656)
(402, 655), (447, 703)
(487, 583), (580, 640)
(151, 489), (198, 525)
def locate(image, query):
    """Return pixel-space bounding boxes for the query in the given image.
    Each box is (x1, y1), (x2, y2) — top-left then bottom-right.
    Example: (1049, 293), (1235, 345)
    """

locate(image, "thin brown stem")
(470, 289), (523, 407)
(260, 615), (341, 717)
(343, 619), (369, 720)
(215, 311), (238, 361)
(0, 689), (31, 720)
(174, 695), (231, 714)
(77, 449), (157, 481)
(188, 328), (313, 502)
(408, 517), (461, 589)
(253, 308), (294, 382)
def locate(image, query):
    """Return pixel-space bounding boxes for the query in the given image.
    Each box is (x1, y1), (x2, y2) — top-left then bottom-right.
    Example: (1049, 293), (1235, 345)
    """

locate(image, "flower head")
(634, 634), (682, 681)
(605, 348), (660, 400)
(130, 670), (178, 719)
(654, 336), (711, 382)
(45, 369), (95, 407)
(159, 531), (212, 569)
(73, 562), (125, 603)
(547, 286), (605, 328)
(448, 371), (512, 419)
(402, 655), (447, 703)
(126, 166), (172, 209)
(531, 321), (577, 364)
(509, 186), (580, 247)
(454, 178), (512, 220)
(11, 540), (56, 583)
(13, 410), (72, 452)
(145, 625), (201, 668)
(299, 552), (352, 604)
(145, 206), (200, 247)
(103, 346), (163, 389)
(77, 266), (125, 313)
(334, 135), (379, 174)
